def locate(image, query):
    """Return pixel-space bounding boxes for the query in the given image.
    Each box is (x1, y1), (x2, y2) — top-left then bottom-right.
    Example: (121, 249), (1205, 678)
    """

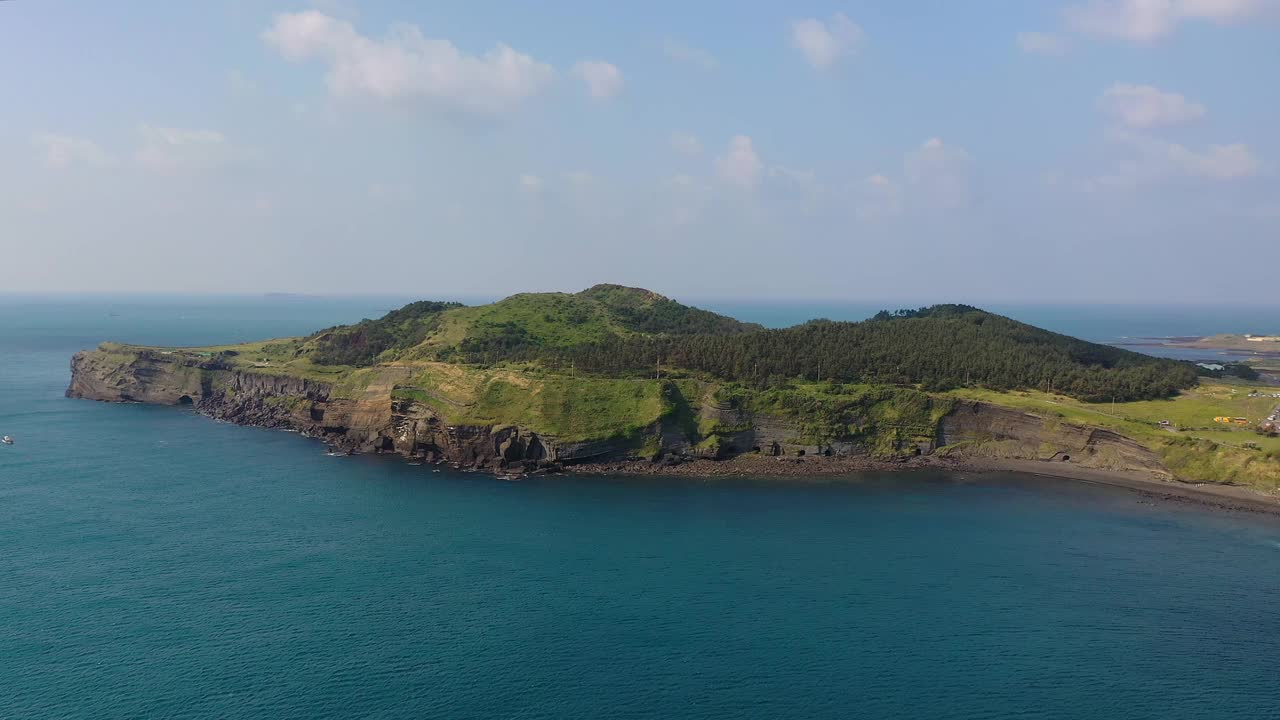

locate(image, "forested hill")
(546, 304), (1199, 402)
(299, 292), (1196, 403)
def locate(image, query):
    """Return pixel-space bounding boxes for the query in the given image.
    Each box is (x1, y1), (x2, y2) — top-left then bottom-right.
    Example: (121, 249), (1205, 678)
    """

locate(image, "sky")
(1, 0), (1278, 303)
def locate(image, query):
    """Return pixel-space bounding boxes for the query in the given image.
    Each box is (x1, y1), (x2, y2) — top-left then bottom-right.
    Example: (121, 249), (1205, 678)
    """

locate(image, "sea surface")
(3, 295), (1280, 720)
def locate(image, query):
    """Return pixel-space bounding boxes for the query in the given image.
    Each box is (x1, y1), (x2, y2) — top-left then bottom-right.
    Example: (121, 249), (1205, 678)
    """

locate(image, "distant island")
(66, 285), (1280, 507)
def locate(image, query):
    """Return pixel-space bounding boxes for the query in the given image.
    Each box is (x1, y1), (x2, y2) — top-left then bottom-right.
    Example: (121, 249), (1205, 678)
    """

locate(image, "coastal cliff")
(66, 288), (1279, 491)
(67, 345), (1171, 478)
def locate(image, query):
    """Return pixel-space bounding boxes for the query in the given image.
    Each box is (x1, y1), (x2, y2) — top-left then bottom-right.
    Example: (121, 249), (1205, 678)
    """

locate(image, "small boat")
(2, 436), (13, 445)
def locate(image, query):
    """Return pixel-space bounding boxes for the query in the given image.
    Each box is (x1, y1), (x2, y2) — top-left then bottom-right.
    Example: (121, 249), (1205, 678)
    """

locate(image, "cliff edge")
(67, 344), (1171, 479)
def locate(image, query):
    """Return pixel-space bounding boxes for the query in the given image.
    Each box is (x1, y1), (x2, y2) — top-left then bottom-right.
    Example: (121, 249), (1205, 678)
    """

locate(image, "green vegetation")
(946, 381), (1280, 490)
(309, 300), (462, 366)
(711, 382), (952, 455)
(576, 284), (761, 336)
(1160, 438), (1280, 493)
(390, 363), (672, 442)
(140, 293), (1194, 405)
(95, 287), (1280, 492)
(305, 284), (760, 368)
(550, 305), (1197, 402)
(948, 381), (1279, 447)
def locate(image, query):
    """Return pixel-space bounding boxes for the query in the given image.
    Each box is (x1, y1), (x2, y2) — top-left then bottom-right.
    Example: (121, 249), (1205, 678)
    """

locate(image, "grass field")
(947, 380), (1280, 453)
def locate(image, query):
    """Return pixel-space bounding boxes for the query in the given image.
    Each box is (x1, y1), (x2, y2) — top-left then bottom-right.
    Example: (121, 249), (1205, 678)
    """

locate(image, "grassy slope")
(372, 285), (758, 363)
(946, 381), (1280, 450)
(402, 292), (629, 358)
(947, 381), (1280, 491)
(389, 363), (671, 442)
(101, 339), (358, 384)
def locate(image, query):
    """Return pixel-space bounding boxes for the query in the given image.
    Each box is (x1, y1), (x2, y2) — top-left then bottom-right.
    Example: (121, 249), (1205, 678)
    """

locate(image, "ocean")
(2, 295), (1280, 719)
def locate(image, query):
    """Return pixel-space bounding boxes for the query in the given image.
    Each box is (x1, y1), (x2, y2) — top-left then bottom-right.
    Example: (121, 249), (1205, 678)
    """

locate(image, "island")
(67, 285), (1280, 505)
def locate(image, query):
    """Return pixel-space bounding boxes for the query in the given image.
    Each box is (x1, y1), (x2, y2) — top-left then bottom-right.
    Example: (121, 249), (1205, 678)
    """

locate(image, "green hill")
(297, 292), (1194, 403)
(73, 287), (1277, 490)
(305, 284), (761, 367)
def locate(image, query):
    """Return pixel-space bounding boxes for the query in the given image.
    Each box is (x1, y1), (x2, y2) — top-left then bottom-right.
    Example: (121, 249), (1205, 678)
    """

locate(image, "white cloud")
(670, 131), (703, 156)
(1169, 142), (1261, 179)
(32, 133), (114, 169)
(1016, 31), (1071, 54)
(263, 11), (554, 115)
(904, 138), (973, 210)
(1064, 0), (1181, 40)
(518, 174), (544, 192)
(790, 13), (864, 70)
(134, 125), (242, 173)
(1099, 83), (1206, 128)
(716, 135), (763, 189)
(1089, 129), (1263, 188)
(1064, 0), (1272, 42)
(572, 60), (624, 100)
(662, 39), (718, 70)
(855, 174), (904, 220)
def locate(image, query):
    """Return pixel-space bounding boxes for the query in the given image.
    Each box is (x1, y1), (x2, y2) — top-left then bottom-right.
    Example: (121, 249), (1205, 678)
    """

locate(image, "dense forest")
(308, 300), (462, 366)
(303, 296), (1198, 403)
(537, 305), (1198, 402)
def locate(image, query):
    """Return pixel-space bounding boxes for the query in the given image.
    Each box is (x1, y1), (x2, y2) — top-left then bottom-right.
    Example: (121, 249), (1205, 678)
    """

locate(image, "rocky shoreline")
(65, 344), (1280, 516)
(564, 453), (1280, 516)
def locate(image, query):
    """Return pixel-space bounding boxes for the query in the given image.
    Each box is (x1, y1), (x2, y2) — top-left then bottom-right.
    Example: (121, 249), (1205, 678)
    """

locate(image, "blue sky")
(2, 0), (1277, 302)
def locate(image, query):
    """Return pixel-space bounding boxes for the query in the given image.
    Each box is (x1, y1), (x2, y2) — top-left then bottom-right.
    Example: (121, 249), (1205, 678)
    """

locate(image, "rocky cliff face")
(937, 400), (1169, 477)
(67, 348), (1171, 477)
(67, 348), (633, 473)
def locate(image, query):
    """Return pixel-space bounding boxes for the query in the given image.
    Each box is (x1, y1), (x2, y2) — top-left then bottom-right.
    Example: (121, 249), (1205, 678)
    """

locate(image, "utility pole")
(656, 356), (661, 381)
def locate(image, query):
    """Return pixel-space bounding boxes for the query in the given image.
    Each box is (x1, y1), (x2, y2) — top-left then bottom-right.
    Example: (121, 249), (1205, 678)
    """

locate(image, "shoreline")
(565, 454), (1280, 517)
(72, 394), (1280, 518)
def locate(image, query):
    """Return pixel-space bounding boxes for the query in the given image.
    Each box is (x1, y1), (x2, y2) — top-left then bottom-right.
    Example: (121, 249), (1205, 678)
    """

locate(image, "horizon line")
(2, 290), (1278, 308)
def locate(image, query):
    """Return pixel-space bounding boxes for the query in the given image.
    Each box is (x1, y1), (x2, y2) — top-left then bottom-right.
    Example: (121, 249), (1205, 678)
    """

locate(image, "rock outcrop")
(937, 400), (1169, 477)
(68, 349), (561, 472)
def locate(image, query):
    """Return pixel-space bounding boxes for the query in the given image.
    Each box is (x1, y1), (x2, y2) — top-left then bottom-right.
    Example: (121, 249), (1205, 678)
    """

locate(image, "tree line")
(540, 307), (1199, 402)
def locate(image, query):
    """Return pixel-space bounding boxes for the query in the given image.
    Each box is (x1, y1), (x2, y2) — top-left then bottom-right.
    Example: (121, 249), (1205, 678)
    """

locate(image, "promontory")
(67, 285), (1280, 500)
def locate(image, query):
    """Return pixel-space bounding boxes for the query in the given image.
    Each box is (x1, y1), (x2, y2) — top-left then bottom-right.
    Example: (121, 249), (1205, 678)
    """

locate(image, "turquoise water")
(3, 296), (1280, 719)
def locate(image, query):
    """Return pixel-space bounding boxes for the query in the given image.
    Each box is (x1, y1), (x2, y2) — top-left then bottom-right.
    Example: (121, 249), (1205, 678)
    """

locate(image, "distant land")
(1116, 334), (1280, 383)
(66, 285), (1280, 507)
(1171, 334), (1280, 353)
